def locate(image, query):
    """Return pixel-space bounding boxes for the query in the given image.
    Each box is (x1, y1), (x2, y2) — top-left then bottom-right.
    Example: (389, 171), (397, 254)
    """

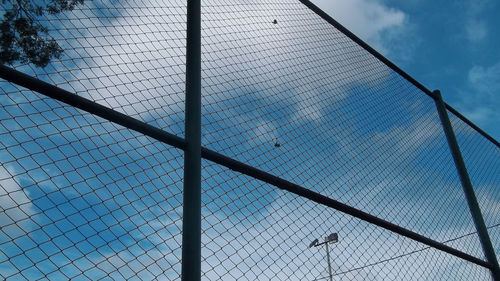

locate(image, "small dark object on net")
(273, 19), (278, 24)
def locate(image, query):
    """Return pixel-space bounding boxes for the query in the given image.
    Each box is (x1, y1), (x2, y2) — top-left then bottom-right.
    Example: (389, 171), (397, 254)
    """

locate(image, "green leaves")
(47, 0), (83, 14)
(0, 0), (83, 67)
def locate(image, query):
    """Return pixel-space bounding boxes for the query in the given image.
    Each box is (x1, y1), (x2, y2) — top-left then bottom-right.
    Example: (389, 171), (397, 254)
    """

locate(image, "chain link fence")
(451, 113), (500, 265)
(1, 0), (499, 280)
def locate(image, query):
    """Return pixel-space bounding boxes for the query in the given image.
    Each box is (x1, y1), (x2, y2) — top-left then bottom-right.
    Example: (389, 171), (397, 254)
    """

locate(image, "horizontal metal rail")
(0, 65), (186, 150)
(0, 65), (491, 269)
(201, 148), (491, 269)
(298, 0), (499, 148)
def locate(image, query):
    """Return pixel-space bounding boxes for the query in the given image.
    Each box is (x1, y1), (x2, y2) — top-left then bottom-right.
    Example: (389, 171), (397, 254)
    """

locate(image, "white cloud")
(11, 1), (188, 134)
(465, 19), (487, 42)
(200, 0), (391, 123)
(463, 0), (490, 43)
(456, 60), (500, 138)
(3, 1), (493, 280)
(468, 62), (500, 96)
(371, 112), (443, 157)
(200, 179), (486, 280)
(250, 121), (278, 145)
(12, 0), (393, 127)
(474, 187), (500, 226)
(0, 164), (36, 239)
(309, 0), (407, 54)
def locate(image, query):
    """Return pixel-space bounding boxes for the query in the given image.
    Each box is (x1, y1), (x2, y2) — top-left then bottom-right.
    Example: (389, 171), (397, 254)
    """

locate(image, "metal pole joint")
(182, 1), (202, 280)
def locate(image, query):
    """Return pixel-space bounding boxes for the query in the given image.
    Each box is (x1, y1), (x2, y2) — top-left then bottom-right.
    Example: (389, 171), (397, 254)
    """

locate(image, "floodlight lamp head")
(326, 233), (338, 244)
(309, 238), (319, 248)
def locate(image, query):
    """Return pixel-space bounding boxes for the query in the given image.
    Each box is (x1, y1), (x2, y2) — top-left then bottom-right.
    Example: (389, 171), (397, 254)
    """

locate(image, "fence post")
(182, 0), (202, 280)
(433, 90), (500, 280)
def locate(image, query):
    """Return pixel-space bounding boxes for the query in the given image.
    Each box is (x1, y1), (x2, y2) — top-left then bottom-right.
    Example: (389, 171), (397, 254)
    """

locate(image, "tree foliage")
(1, 0), (83, 67)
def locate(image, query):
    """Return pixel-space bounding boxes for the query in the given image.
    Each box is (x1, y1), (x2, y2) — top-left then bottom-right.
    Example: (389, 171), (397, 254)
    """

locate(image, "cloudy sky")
(1, 0), (499, 280)
(310, 0), (500, 141)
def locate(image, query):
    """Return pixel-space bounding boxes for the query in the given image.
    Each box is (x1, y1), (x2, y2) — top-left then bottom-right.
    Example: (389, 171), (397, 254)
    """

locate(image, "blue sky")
(311, 0), (500, 141)
(1, 0), (499, 280)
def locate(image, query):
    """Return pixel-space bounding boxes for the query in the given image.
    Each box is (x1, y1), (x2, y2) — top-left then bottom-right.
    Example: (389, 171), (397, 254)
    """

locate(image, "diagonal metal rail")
(0, 64), (492, 270)
(298, 0), (500, 148)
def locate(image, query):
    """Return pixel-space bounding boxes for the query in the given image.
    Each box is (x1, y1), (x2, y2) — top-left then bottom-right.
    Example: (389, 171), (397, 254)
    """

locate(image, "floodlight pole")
(182, 0), (201, 281)
(310, 233), (337, 281)
(433, 90), (500, 281)
(325, 242), (333, 281)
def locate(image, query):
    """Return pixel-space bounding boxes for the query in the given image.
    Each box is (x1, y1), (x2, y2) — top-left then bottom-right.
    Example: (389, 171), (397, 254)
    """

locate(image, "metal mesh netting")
(0, 85), (183, 280)
(450, 113), (500, 260)
(1, 4), (187, 277)
(8, 0), (187, 136)
(200, 0), (484, 259)
(0, 0), (499, 280)
(201, 161), (492, 280)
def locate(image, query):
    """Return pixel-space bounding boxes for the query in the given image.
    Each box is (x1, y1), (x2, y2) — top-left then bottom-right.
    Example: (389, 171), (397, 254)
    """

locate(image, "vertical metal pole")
(433, 90), (500, 280)
(182, 0), (201, 281)
(325, 242), (333, 281)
